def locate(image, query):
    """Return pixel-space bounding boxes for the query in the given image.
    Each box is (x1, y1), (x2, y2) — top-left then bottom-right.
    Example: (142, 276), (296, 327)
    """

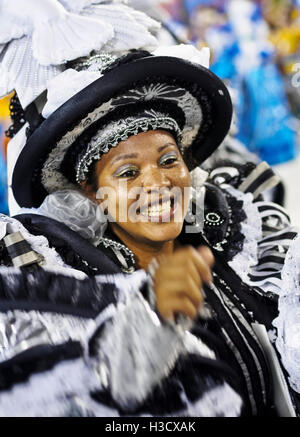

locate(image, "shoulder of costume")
(203, 161), (300, 296)
(12, 213), (121, 275)
(184, 162), (255, 261)
(185, 161), (294, 262)
(207, 161), (281, 199)
(0, 212), (121, 274)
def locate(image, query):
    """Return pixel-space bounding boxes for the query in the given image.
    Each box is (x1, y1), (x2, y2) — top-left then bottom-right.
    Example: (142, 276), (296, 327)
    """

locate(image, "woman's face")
(86, 130), (191, 245)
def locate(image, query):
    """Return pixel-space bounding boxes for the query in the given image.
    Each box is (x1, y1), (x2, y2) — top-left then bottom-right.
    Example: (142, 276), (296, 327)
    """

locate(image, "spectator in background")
(181, 0), (298, 166)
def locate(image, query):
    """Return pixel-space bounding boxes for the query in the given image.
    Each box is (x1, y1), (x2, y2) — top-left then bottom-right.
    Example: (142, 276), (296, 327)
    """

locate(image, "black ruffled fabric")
(179, 182), (246, 262)
(222, 191), (246, 261)
(5, 93), (26, 139)
(0, 268), (118, 318)
(0, 240), (12, 267)
(0, 342), (83, 391)
(207, 161), (257, 189)
(15, 213), (121, 276)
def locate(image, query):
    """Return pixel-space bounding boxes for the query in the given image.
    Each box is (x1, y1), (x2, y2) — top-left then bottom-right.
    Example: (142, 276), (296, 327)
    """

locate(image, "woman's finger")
(197, 246), (215, 267)
(185, 246), (213, 285)
(158, 296), (198, 321)
(155, 276), (203, 312)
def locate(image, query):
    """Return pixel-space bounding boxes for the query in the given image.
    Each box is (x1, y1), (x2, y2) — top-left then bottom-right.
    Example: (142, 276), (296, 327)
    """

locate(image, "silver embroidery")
(69, 52), (118, 74)
(0, 310), (96, 363)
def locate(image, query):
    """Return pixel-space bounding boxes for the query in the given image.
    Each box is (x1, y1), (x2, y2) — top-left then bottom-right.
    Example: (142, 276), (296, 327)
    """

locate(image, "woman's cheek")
(114, 181), (140, 223)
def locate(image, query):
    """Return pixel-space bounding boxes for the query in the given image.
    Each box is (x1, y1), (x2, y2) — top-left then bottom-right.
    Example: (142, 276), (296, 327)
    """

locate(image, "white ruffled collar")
(19, 189), (107, 246)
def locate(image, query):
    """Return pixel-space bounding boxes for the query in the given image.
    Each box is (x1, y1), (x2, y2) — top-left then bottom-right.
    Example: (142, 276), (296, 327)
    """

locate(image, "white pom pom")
(42, 69), (102, 118)
(153, 44), (210, 69)
(32, 11), (114, 65)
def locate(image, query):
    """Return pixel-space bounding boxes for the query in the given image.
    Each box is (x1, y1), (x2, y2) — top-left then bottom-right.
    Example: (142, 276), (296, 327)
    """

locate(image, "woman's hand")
(151, 246), (214, 322)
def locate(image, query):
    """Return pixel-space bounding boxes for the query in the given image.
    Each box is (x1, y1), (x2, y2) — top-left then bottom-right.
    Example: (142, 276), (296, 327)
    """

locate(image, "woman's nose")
(141, 165), (171, 192)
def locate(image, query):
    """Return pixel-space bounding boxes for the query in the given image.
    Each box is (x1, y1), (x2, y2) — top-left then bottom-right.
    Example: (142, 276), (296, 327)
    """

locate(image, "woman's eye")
(122, 170), (138, 178)
(160, 156), (178, 166)
(115, 168), (139, 178)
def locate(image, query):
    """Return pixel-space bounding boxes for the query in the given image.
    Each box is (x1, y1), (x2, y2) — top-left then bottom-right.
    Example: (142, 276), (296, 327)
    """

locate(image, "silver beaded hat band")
(75, 109), (183, 184)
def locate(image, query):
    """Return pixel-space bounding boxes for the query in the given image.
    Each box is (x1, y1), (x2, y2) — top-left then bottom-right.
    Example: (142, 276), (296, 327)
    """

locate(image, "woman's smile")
(136, 193), (181, 223)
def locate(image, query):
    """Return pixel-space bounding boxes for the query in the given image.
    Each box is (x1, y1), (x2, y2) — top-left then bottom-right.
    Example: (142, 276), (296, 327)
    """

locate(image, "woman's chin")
(136, 220), (183, 242)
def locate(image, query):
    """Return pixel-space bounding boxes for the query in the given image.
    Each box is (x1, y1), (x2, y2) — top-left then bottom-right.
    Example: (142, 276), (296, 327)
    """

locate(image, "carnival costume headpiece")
(0, 0), (232, 209)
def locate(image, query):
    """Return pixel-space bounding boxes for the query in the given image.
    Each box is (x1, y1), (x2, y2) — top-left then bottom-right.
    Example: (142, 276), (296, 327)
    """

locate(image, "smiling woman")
(83, 131), (191, 268)
(0, 0), (299, 418)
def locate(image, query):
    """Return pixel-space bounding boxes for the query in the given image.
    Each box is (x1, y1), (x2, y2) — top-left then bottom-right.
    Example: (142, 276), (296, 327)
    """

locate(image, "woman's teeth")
(141, 200), (172, 217)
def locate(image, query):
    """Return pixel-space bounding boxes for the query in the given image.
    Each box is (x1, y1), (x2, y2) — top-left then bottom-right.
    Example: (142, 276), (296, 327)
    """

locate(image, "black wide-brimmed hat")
(12, 50), (232, 208)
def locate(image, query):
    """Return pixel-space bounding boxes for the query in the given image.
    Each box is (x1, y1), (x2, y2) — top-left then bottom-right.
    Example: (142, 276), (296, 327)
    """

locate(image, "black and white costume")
(0, 162), (299, 417)
(0, 0), (299, 418)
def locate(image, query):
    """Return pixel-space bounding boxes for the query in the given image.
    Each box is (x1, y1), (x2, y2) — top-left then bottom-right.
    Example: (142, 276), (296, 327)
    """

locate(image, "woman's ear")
(81, 180), (97, 202)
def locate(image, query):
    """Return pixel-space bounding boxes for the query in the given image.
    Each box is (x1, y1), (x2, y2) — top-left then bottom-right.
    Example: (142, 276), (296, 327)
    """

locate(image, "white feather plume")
(0, 37), (63, 108)
(32, 12), (114, 66)
(83, 4), (158, 52)
(128, 0), (170, 22)
(126, 7), (161, 32)
(58, 0), (129, 12)
(0, 14), (31, 44)
(58, 0), (97, 12)
(0, 0), (158, 107)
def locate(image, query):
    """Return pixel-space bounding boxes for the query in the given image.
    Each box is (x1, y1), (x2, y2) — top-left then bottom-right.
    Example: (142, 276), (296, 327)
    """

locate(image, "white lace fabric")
(20, 189), (108, 246)
(273, 234), (300, 393)
(226, 185), (262, 283)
